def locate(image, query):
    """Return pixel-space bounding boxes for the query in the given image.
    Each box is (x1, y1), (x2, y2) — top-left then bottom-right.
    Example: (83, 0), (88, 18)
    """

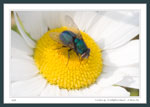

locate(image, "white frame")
(4, 4), (147, 104)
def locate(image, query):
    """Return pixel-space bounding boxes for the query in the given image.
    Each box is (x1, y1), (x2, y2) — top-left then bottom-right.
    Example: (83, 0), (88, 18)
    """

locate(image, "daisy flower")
(11, 11), (139, 97)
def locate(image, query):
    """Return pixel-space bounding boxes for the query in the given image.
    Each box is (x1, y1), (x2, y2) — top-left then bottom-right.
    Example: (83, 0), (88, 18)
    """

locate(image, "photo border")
(3, 3), (147, 104)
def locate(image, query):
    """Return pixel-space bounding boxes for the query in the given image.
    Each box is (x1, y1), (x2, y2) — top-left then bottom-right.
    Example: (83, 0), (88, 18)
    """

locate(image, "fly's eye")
(81, 49), (90, 59)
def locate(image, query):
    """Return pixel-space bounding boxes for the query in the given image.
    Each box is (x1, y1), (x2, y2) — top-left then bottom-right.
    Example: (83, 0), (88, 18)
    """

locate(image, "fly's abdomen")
(60, 31), (76, 45)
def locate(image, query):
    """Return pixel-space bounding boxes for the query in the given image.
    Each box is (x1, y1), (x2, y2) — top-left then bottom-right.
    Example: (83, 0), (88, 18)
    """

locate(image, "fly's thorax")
(74, 38), (88, 55)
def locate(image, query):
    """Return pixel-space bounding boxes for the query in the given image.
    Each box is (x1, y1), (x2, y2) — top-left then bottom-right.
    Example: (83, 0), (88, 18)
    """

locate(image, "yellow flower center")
(34, 26), (103, 90)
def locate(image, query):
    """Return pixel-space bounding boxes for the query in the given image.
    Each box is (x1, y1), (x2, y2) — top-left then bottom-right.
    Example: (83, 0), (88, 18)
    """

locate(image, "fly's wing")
(49, 32), (65, 45)
(64, 15), (83, 39)
(49, 32), (75, 49)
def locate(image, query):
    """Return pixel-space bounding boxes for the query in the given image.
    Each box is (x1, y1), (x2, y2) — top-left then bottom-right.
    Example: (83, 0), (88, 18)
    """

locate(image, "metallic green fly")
(49, 15), (90, 62)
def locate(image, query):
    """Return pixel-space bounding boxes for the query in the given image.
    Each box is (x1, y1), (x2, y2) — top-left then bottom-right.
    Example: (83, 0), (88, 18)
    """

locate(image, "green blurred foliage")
(126, 88), (139, 96)
(11, 24), (21, 35)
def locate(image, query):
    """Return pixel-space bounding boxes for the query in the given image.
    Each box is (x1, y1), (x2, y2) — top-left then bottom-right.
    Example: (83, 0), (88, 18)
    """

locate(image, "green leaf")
(125, 88), (139, 96)
(11, 24), (21, 35)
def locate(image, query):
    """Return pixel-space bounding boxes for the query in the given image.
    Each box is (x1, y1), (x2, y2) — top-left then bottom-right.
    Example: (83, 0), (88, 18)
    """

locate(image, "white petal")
(80, 85), (130, 97)
(59, 89), (69, 96)
(40, 84), (130, 97)
(59, 11), (101, 32)
(12, 48), (33, 60)
(10, 58), (39, 82)
(73, 12), (99, 31)
(74, 85), (129, 97)
(116, 76), (140, 89)
(17, 11), (47, 40)
(96, 66), (125, 88)
(119, 64), (140, 77)
(99, 86), (130, 97)
(14, 12), (36, 48)
(88, 11), (139, 50)
(43, 12), (62, 29)
(40, 83), (130, 97)
(96, 65), (139, 88)
(43, 11), (99, 31)
(67, 85), (129, 97)
(11, 30), (33, 57)
(81, 84), (103, 96)
(102, 40), (139, 66)
(40, 84), (84, 97)
(40, 66), (138, 97)
(43, 12), (76, 29)
(68, 90), (84, 97)
(40, 84), (62, 97)
(11, 75), (47, 97)
(40, 84), (96, 97)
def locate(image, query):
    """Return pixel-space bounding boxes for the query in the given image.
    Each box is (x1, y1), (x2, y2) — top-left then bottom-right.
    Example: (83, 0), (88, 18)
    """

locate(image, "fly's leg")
(79, 56), (82, 64)
(76, 53), (82, 64)
(48, 27), (50, 31)
(53, 45), (67, 50)
(66, 48), (72, 66)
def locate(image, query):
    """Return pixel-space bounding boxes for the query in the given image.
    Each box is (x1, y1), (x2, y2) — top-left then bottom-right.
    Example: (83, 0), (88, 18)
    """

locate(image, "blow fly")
(49, 15), (90, 62)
